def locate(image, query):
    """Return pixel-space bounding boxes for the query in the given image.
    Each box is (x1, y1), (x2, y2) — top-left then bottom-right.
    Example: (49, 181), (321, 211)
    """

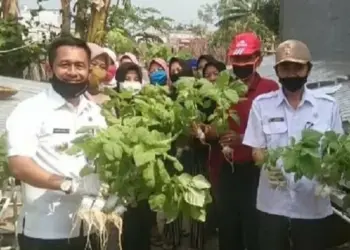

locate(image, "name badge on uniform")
(268, 117), (284, 123)
(53, 128), (70, 134)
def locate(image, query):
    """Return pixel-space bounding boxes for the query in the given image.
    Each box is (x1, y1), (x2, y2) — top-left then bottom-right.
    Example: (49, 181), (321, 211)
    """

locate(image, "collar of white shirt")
(275, 87), (316, 108)
(46, 86), (92, 115)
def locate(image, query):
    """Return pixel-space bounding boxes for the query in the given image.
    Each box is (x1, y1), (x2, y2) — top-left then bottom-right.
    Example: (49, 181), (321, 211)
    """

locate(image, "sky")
(19, 0), (217, 24)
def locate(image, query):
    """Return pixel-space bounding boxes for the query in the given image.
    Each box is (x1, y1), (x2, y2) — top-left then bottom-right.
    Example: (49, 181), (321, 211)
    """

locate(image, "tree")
(197, 0), (279, 54)
(73, 0), (89, 39)
(105, 4), (173, 56)
(216, 0), (279, 37)
(197, 3), (217, 28)
(87, 0), (112, 44)
(60, 0), (71, 35)
(108, 5), (172, 42)
(1, 0), (19, 19)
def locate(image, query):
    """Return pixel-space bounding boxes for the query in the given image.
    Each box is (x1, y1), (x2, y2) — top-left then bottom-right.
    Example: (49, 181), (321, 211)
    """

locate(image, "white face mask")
(119, 81), (143, 94)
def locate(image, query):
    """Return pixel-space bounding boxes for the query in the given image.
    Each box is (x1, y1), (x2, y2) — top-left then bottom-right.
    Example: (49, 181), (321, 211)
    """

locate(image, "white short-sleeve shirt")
(6, 86), (107, 239)
(243, 88), (343, 219)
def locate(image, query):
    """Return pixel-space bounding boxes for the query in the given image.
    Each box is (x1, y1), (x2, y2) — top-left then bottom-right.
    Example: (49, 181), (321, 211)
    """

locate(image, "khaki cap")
(275, 40), (311, 66)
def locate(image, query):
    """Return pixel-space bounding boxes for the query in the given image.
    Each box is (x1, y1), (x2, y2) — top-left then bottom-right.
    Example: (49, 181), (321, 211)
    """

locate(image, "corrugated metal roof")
(0, 76), (48, 132)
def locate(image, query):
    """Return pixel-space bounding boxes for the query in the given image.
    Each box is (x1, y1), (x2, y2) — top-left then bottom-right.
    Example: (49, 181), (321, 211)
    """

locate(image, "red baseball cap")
(228, 32), (261, 56)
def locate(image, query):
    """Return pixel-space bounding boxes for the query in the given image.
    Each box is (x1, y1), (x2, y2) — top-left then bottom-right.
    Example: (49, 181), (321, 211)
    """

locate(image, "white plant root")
(72, 196), (123, 250)
(315, 184), (331, 198)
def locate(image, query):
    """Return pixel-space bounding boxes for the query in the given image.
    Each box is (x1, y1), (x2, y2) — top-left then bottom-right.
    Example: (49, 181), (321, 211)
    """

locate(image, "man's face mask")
(279, 76), (308, 92)
(231, 57), (259, 80)
(150, 70), (167, 86)
(119, 81), (142, 94)
(232, 64), (255, 80)
(50, 74), (88, 99)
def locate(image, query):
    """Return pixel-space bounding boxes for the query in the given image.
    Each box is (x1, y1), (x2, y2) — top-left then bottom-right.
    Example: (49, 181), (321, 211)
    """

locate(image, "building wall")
(280, 0), (350, 61)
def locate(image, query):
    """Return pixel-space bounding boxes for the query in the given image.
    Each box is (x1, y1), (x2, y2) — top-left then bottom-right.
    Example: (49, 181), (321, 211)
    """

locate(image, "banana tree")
(216, 0), (279, 35)
(61, 0), (71, 35)
(87, 0), (111, 44)
(1, 0), (19, 19)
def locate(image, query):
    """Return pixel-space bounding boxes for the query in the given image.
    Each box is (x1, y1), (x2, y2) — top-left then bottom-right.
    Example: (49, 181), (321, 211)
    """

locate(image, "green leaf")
(103, 143), (115, 161)
(76, 126), (101, 134)
(71, 134), (92, 144)
(191, 175), (211, 189)
(112, 144), (123, 159)
(190, 206), (206, 222)
(79, 166), (95, 177)
(65, 145), (82, 155)
(177, 173), (192, 186)
(156, 159), (171, 183)
(223, 89), (239, 104)
(183, 187), (206, 207)
(149, 194), (166, 212)
(165, 154), (183, 171)
(134, 151), (156, 167)
(143, 163), (156, 188)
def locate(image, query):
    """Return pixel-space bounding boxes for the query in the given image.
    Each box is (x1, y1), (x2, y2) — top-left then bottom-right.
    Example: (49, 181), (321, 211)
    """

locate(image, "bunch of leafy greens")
(67, 71), (246, 222)
(262, 129), (350, 187)
(0, 133), (10, 185)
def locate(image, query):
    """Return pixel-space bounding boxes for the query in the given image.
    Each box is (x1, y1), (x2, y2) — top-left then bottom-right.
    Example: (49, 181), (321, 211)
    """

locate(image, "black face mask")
(279, 76), (308, 92)
(232, 65), (254, 79)
(50, 74), (88, 99)
(170, 74), (180, 83)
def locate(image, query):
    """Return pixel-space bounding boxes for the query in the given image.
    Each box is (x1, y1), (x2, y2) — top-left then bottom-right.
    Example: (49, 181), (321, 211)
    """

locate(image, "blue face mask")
(150, 70), (167, 85)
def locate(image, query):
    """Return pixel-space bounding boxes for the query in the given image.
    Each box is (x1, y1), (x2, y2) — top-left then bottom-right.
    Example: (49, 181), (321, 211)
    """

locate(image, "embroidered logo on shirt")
(268, 117), (285, 123)
(53, 128), (70, 134)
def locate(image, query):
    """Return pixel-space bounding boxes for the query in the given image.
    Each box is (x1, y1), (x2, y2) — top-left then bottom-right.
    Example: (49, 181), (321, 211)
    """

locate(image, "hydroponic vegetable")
(65, 71), (245, 247)
(0, 133), (10, 185)
(261, 129), (350, 197)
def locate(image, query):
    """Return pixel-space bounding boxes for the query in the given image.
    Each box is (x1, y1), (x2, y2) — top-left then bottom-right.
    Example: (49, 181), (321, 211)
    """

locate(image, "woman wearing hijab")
(119, 52), (150, 84)
(166, 57), (214, 250)
(148, 58), (171, 246)
(202, 59), (227, 83)
(168, 57), (194, 83)
(148, 58), (169, 86)
(200, 59), (228, 241)
(85, 43), (111, 105)
(196, 54), (215, 78)
(115, 62), (143, 93)
(103, 47), (118, 88)
(112, 62), (153, 250)
(159, 57), (195, 250)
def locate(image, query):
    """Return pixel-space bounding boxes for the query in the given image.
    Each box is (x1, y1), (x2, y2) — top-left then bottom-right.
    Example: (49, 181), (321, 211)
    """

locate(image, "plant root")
(315, 184), (331, 198)
(72, 207), (123, 250)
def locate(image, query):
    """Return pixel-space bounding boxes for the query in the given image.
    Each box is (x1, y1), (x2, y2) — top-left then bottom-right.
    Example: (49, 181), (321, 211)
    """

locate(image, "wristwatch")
(60, 177), (73, 194)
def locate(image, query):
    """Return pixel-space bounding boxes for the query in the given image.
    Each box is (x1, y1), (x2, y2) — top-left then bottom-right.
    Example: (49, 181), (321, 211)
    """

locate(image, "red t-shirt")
(208, 74), (279, 186)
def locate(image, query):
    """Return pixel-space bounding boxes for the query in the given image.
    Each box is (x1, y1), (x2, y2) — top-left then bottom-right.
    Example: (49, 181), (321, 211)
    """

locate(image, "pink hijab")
(149, 58), (170, 81)
(119, 52), (139, 65)
(85, 43), (110, 104)
(87, 43), (109, 63)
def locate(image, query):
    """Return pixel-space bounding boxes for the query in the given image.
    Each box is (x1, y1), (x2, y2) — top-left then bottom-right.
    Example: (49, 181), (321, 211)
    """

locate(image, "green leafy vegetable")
(67, 71), (245, 222)
(262, 128), (350, 189)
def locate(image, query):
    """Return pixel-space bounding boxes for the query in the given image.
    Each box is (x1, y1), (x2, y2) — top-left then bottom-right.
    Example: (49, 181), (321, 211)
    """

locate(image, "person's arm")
(242, 101), (267, 164)
(6, 104), (65, 191)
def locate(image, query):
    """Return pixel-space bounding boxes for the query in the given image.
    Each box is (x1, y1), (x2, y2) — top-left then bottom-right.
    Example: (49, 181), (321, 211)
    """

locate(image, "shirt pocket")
(262, 122), (288, 149)
(311, 122), (330, 134)
(38, 123), (72, 150)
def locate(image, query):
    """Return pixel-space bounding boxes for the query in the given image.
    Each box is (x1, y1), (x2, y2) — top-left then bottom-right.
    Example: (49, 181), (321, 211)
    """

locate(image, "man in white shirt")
(6, 36), (106, 250)
(243, 40), (343, 250)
